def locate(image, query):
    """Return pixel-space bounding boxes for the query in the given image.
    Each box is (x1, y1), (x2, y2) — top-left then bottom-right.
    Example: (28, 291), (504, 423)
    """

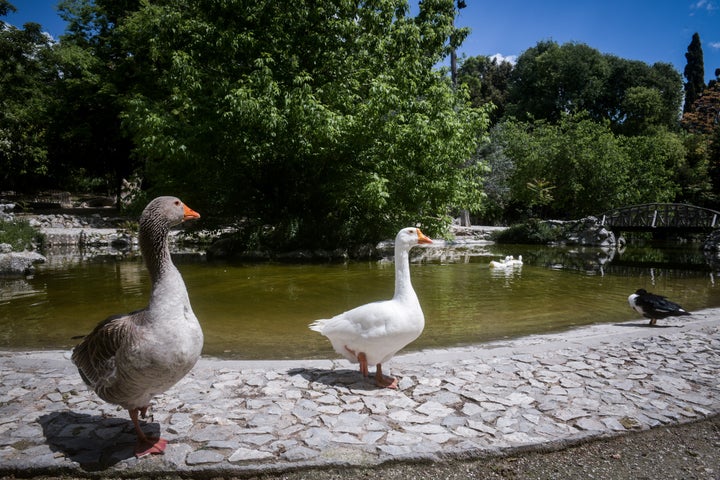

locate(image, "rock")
(0, 203), (15, 222)
(0, 251), (46, 276)
(556, 216), (617, 247)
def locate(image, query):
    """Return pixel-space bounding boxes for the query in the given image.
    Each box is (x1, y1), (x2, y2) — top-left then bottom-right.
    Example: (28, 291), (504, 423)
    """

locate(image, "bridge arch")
(597, 203), (720, 234)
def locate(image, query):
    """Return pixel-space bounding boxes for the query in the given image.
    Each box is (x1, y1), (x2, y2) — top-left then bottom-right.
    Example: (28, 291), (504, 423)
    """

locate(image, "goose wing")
(310, 300), (423, 364)
(71, 309), (143, 394)
(310, 300), (399, 339)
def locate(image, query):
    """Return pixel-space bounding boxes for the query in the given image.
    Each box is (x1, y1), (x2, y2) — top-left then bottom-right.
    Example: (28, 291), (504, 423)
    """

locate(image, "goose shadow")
(287, 367), (382, 391)
(37, 410), (161, 471)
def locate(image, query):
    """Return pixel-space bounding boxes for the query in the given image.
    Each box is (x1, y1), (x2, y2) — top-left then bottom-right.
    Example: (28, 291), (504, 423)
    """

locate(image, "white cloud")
(691, 0), (718, 11)
(490, 53), (517, 65)
(709, 41), (720, 49)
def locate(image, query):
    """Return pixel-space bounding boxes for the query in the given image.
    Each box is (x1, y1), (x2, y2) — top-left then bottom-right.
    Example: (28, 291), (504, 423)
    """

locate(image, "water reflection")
(1, 243), (718, 359)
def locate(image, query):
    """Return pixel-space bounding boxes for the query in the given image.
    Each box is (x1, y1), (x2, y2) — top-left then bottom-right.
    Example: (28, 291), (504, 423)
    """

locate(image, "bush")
(0, 219), (45, 251)
(492, 219), (562, 244)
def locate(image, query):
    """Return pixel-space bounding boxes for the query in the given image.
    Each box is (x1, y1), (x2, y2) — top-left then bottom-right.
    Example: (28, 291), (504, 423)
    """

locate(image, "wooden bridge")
(598, 203), (720, 234)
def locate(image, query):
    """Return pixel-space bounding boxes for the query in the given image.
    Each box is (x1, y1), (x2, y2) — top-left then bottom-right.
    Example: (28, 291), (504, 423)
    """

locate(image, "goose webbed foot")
(375, 364), (398, 389)
(129, 407), (167, 457)
(135, 437), (168, 458)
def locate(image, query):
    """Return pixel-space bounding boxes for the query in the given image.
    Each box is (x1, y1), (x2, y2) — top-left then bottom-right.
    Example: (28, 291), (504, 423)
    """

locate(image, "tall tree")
(41, 0), (140, 196)
(505, 41), (609, 123)
(505, 41), (682, 134)
(118, 0), (489, 248)
(600, 56), (683, 135)
(0, 1), (55, 190)
(683, 32), (705, 113)
(457, 55), (513, 124)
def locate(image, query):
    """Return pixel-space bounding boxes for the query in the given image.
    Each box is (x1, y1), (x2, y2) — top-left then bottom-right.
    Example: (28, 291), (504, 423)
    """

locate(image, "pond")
(1, 242), (718, 359)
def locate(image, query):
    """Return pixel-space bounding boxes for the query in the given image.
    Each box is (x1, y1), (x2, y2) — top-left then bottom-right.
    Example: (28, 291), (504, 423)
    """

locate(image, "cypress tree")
(683, 32), (705, 113)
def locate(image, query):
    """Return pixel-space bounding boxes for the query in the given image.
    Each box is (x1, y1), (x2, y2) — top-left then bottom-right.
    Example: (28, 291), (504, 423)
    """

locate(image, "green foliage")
(492, 219), (561, 244)
(0, 12), (55, 190)
(486, 113), (698, 221)
(683, 32), (705, 113)
(506, 41), (609, 122)
(498, 113), (627, 218)
(117, 0), (489, 248)
(0, 218), (44, 251)
(677, 132), (714, 206)
(457, 55), (512, 124)
(598, 56), (683, 135)
(504, 41), (683, 134)
(620, 129), (686, 205)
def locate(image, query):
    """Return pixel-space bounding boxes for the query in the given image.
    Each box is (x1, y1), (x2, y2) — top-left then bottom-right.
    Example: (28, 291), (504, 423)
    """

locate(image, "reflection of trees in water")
(611, 245), (715, 275)
(520, 247), (616, 274)
(517, 245), (715, 277)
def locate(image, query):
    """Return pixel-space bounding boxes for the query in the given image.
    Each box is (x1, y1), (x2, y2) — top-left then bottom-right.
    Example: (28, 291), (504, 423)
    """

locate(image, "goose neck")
(393, 245), (415, 301)
(139, 224), (172, 283)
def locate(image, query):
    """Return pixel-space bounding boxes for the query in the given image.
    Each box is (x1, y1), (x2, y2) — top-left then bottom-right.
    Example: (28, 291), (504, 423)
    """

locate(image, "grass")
(0, 218), (45, 251)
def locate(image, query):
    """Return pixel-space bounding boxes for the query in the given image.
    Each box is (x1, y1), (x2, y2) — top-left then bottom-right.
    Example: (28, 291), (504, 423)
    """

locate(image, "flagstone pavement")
(0, 311), (718, 477)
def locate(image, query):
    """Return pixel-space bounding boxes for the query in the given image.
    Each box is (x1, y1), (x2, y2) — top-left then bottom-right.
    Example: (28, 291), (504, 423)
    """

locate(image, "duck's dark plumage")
(628, 288), (691, 326)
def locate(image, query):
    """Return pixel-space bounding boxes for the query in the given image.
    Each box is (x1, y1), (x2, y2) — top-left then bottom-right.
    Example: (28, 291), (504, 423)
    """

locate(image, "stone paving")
(0, 312), (719, 477)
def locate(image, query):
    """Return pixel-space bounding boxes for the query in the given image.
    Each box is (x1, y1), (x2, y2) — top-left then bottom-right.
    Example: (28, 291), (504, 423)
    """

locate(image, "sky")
(5, 0), (720, 83)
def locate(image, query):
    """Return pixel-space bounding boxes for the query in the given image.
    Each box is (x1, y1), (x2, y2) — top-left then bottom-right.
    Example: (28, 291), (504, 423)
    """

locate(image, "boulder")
(0, 250), (47, 277)
(555, 217), (617, 247)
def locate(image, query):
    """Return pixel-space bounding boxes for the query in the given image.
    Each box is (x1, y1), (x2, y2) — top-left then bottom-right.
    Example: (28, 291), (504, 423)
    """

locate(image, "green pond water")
(1, 243), (718, 359)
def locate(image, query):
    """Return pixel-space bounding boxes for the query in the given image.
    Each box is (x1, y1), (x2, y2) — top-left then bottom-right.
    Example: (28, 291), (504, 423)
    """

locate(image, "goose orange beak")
(417, 229), (433, 244)
(182, 204), (200, 221)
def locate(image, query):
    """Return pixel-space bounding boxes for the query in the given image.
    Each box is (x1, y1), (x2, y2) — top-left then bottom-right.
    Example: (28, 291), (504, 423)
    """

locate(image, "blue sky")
(5, 0), (720, 83)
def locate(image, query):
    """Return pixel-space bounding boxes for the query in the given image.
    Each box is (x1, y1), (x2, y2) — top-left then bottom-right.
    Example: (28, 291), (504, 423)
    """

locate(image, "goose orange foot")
(129, 407), (168, 457)
(375, 364), (398, 389)
(135, 437), (168, 458)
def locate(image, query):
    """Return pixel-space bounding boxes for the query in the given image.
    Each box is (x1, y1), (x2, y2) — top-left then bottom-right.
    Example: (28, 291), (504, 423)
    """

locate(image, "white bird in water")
(489, 255), (523, 269)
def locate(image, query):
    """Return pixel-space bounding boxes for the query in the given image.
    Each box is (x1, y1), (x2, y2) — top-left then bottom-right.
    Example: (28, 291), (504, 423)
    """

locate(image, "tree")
(117, 0), (489, 248)
(457, 55), (513, 124)
(505, 41), (609, 123)
(683, 32), (705, 113)
(488, 113), (688, 221)
(504, 41), (683, 134)
(497, 114), (629, 219)
(38, 0), (140, 196)
(0, 2), (55, 190)
(601, 56), (683, 135)
(681, 80), (720, 135)
(621, 129), (686, 205)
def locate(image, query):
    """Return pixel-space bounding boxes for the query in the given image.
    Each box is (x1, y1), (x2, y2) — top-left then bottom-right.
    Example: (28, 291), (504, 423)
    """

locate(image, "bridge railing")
(598, 203), (720, 230)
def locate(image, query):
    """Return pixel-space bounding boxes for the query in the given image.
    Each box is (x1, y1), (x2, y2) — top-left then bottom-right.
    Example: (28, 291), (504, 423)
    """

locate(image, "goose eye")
(174, 200), (181, 206)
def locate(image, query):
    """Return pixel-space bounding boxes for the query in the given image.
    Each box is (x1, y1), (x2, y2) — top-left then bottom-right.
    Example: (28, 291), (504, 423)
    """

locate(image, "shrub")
(0, 219), (45, 251)
(493, 219), (562, 244)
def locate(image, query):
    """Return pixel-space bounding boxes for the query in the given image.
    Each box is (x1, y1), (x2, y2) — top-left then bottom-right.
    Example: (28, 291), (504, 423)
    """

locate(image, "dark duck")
(628, 289), (691, 326)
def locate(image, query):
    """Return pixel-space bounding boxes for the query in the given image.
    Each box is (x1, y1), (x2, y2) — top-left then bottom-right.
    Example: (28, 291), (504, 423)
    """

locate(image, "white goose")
(72, 196), (203, 457)
(309, 227), (432, 388)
